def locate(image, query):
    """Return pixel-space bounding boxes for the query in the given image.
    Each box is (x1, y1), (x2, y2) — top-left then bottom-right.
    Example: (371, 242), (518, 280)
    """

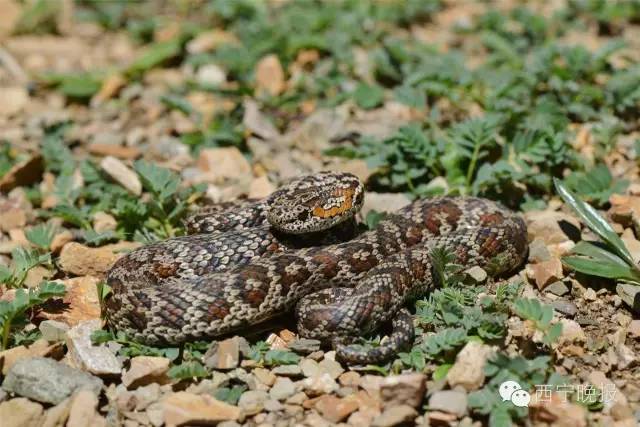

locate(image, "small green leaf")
(127, 38), (182, 75)
(353, 83), (384, 109)
(167, 361), (208, 380)
(264, 349), (300, 366)
(554, 178), (635, 267)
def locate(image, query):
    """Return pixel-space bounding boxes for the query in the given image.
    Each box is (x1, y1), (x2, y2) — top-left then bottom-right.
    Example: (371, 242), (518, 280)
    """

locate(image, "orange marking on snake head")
(312, 187), (355, 219)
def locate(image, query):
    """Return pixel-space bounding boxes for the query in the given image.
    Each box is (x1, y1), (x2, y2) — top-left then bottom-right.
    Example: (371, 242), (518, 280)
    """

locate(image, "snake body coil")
(104, 172), (527, 364)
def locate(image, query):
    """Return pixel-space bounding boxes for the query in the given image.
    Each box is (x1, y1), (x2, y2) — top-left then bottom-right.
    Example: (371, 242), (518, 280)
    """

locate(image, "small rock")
(66, 319), (122, 376)
(371, 404), (417, 427)
(315, 395), (359, 423)
(50, 230), (74, 254)
(204, 337), (249, 370)
(447, 341), (493, 392)
(88, 143), (140, 160)
(237, 390), (268, 416)
(91, 74), (127, 105)
(67, 390), (103, 427)
(289, 338), (321, 354)
(270, 377), (296, 401)
(615, 344), (636, 369)
(58, 243), (137, 277)
(40, 276), (101, 326)
(525, 210), (580, 245)
(552, 300), (578, 317)
(528, 238), (552, 263)
(583, 288), (597, 301)
(558, 319), (587, 345)
(186, 29), (237, 54)
(41, 398), (71, 427)
(303, 373), (339, 396)
(196, 147), (252, 183)
(428, 390), (468, 417)
(464, 266), (487, 283)
(162, 392), (240, 426)
(379, 373), (426, 409)
(300, 359), (320, 378)
(527, 258), (563, 289)
(271, 364), (302, 377)
(255, 54), (285, 96)
(100, 156), (142, 195)
(39, 320), (69, 342)
(248, 175), (276, 199)
(617, 283), (640, 314)
(0, 155), (43, 192)
(0, 397), (43, 427)
(243, 100), (280, 140)
(253, 368), (276, 387)
(628, 320), (640, 338)
(546, 280), (571, 297)
(122, 356), (170, 389)
(0, 339), (63, 375)
(529, 392), (587, 427)
(0, 86), (29, 117)
(2, 357), (102, 405)
(0, 206), (26, 232)
(361, 192), (411, 219)
(588, 371), (633, 420)
(196, 64), (226, 86)
(92, 212), (117, 232)
(318, 358), (344, 380)
(338, 371), (361, 387)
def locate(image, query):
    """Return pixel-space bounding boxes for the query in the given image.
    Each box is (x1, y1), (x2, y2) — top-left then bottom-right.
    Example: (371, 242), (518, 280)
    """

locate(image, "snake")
(104, 171), (528, 364)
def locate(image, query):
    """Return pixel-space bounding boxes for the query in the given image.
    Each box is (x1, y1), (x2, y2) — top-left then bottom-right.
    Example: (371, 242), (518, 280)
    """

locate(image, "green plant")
(512, 298), (563, 346)
(0, 281), (66, 349)
(554, 178), (640, 285)
(25, 223), (58, 252)
(0, 248), (51, 289)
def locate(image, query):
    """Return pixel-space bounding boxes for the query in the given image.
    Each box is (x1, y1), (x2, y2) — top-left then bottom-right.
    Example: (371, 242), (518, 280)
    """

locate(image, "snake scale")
(104, 172), (528, 364)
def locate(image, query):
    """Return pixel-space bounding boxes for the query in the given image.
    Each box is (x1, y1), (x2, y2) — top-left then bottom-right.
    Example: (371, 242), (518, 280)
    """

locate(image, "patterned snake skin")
(104, 172), (528, 364)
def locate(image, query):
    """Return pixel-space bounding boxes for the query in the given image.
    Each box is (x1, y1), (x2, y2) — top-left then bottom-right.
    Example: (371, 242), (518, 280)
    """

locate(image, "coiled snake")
(104, 172), (527, 364)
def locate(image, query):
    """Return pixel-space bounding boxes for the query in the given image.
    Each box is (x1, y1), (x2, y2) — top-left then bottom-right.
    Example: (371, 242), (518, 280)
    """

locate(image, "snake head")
(267, 174), (364, 234)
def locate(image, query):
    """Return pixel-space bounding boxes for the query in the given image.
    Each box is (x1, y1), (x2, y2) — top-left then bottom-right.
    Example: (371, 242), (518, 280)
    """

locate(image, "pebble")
(0, 155), (44, 192)
(361, 192), (411, 219)
(269, 377), (296, 401)
(524, 210), (580, 245)
(300, 359), (320, 378)
(371, 404), (417, 427)
(318, 358), (344, 380)
(546, 280), (571, 296)
(99, 156), (142, 195)
(628, 320), (640, 338)
(253, 368), (276, 387)
(196, 64), (226, 86)
(92, 212), (117, 232)
(67, 389), (104, 427)
(238, 390), (268, 416)
(464, 266), (487, 283)
(271, 364), (302, 377)
(196, 147), (252, 184)
(162, 392), (240, 426)
(0, 339), (63, 374)
(204, 337), (249, 370)
(617, 283), (640, 314)
(122, 356), (170, 389)
(558, 319), (587, 344)
(338, 371), (361, 387)
(583, 288), (597, 301)
(528, 238), (552, 263)
(288, 338), (321, 354)
(40, 276), (101, 326)
(255, 54), (285, 96)
(303, 373), (339, 396)
(58, 243), (125, 277)
(39, 320), (69, 342)
(379, 373), (426, 409)
(447, 341), (493, 392)
(87, 143), (140, 160)
(552, 299), (579, 318)
(526, 257), (564, 289)
(428, 390), (468, 417)
(2, 357), (103, 405)
(66, 319), (122, 376)
(314, 395), (359, 423)
(529, 392), (587, 427)
(0, 397), (43, 427)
